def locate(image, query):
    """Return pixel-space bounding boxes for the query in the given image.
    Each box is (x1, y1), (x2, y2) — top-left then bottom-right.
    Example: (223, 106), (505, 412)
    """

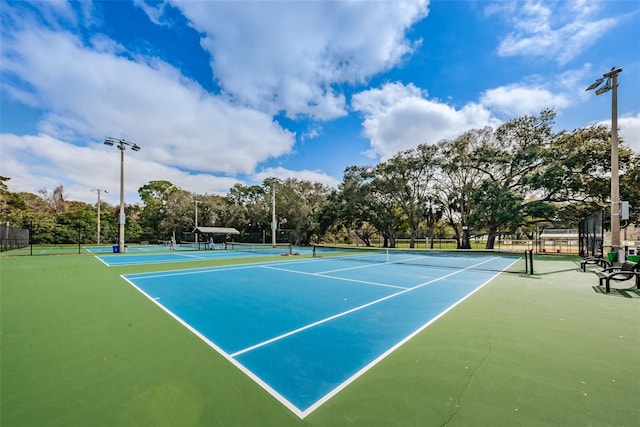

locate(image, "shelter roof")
(193, 226), (240, 235)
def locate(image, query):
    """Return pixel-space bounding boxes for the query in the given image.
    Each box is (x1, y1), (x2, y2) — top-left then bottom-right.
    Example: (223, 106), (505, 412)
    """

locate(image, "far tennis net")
(312, 245), (533, 274)
(179, 241), (205, 251)
(226, 242), (292, 255)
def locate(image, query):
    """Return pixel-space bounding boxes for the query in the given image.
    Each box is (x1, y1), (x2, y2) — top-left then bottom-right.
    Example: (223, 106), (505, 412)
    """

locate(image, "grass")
(1, 252), (638, 426)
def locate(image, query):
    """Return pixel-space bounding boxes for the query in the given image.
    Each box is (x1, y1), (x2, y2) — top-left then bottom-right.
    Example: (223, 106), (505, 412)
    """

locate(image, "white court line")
(261, 264), (408, 290)
(229, 257), (498, 358)
(301, 268), (502, 417)
(123, 255), (347, 279)
(123, 254), (509, 418)
(121, 274), (305, 418)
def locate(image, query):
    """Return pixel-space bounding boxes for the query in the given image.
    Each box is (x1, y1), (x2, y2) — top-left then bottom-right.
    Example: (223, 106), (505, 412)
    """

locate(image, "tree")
(468, 181), (524, 248)
(377, 144), (438, 248)
(531, 124), (636, 225)
(469, 109), (556, 248)
(368, 166), (407, 248)
(621, 152), (640, 225)
(0, 177), (28, 227)
(138, 180), (178, 240)
(436, 129), (489, 249)
(38, 184), (68, 214)
(226, 183), (268, 233)
(321, 166), (378, 246)
(267, 178), (329, 245)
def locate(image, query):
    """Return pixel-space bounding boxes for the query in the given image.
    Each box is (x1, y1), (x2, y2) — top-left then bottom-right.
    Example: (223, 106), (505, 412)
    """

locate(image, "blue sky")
(1, 0), (639, 206)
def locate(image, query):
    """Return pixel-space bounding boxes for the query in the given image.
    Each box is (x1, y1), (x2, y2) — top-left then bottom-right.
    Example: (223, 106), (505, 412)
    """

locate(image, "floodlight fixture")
(603, 67), (623, 78)
(103, 137), (142, 253)
(585, 77), (605, 91)
(595, 80), (612, 96)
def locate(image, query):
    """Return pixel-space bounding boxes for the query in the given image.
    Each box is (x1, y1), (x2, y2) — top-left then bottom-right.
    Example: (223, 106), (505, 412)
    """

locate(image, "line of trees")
(1, 110), (638, 248)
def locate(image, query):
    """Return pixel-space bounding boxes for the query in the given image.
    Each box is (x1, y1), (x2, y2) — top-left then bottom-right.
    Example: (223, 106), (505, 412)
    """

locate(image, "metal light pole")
(91, 188), (108, 244)
(271, 180), (277, 247)
(161, 184), (177, 243)
(586, 67), (622, 249)
(103, 138), (141, 253)
(194, 200), (200, 243)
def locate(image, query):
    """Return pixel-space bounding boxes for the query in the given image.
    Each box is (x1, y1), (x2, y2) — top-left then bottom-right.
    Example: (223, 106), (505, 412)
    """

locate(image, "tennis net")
(179, 241), (205, 250)
(226, 242), (293, 255)
(312, 245), (533, 274)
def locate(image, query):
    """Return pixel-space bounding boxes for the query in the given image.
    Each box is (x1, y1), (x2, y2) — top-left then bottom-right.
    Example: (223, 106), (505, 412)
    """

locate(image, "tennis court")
(122, 252), (518, 417)
(2, 251), (639, 427)
(96, 243), (306, 266)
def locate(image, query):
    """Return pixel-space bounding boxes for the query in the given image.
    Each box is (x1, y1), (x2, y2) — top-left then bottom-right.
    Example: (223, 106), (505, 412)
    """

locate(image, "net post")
(525, 250), (529, 274)
(312, 245), (317, 258)
(528, 249), (534, 274)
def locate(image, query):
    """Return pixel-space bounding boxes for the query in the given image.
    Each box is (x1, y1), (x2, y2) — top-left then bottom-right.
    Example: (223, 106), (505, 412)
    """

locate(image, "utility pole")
(91, 189), (108, 244)
(586, 67), (622, 249)
(272, 182), (277, 247)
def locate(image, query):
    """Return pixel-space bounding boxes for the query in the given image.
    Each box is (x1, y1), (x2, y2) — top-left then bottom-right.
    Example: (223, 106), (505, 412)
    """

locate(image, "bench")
(596, 261), (640, 293)
(580, 256), (611, 272)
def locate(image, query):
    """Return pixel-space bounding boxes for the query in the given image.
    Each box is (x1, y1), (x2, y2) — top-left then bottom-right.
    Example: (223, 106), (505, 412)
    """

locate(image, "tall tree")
(138, 180), (179, 240)
(325, 166), (378, 246)
(469, 109), (556, 248)
(226, 183), (268, 233)
(531, 124), (635, 225)
(436, 128), (489, 248)
(377, 144), (438, 248)
(268, 178), (329, 245)
(38, 184), (68, 214)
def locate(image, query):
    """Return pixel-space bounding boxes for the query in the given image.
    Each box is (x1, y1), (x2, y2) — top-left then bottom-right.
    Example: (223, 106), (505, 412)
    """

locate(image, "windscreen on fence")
(0, 225), (29, 252)
(578, 209), (604, 258)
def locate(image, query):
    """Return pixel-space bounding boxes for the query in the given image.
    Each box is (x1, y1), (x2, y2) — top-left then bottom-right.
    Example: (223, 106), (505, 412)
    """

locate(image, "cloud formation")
(1, 133), (241, 205)
(480, 84), (570, 116)
(156, 0), (429, 120)
(1, 15), (295, 176)
(490, 0), (619, 65)
(614, 113), (640, 154)
(351, 82), (498, 159)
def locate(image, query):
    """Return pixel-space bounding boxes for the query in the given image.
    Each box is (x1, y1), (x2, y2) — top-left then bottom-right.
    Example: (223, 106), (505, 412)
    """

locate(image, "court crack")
(440, 328), (493, 427)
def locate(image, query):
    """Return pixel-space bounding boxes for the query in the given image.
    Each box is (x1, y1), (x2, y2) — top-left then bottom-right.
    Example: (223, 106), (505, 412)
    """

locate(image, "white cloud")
(351, 82), (498, 160)
(1, 26), (295, 176)
(253, 167), (340, 189)
(158, 0), (429, 120)
(617, 113), (640, 154)
(493, 0), (619, 65)
(0, 133), (240, 205)
(480, 84), (571, 116)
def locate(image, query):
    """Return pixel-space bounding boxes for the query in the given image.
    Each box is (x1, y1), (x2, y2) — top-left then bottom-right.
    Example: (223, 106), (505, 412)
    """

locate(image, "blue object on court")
(123, 255), (515, 418)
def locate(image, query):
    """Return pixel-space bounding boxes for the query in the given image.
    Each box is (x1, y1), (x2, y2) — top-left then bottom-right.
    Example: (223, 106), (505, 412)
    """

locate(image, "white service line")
(229, 259), (496, 358)
(261, 264), (408, 290)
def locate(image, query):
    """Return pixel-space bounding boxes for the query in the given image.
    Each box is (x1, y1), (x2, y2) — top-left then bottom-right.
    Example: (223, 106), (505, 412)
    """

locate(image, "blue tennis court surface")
(96, 248), (310, 266)
(122, 254), (517, 418)
(85, 244), (180, 253)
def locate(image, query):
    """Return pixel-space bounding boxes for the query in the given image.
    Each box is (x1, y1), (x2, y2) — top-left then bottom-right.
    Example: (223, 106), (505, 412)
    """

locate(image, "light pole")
(271, 179), (278, 247)
(161, 184), (177, 243)
(103, 138), (141, 253)
(91, 188), (108, 244)
(586, 67), (622, 249)
(194, 200), (200, 243)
